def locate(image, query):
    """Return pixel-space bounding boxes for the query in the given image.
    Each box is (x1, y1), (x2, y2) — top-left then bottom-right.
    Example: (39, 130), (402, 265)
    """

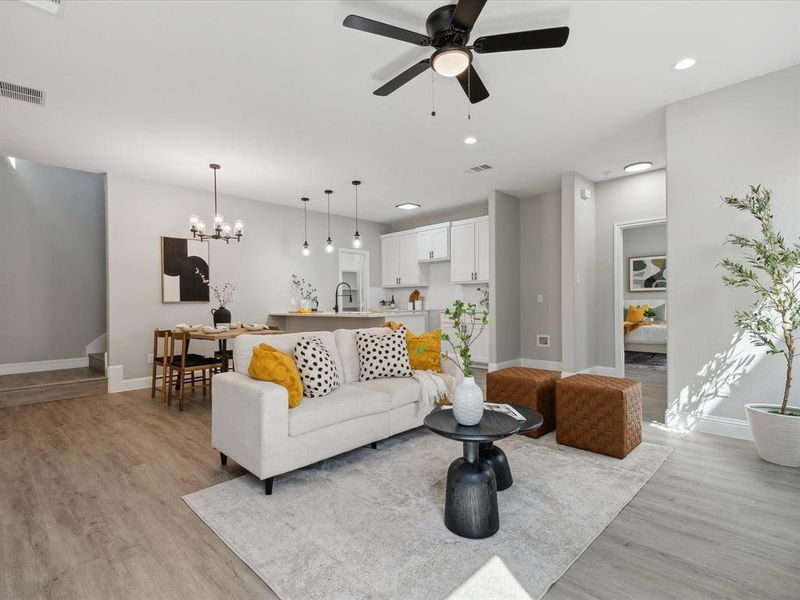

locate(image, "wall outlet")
(537, 294), (544, 303)
(536, 335), (551, 348)
(146, 353), (153, 365)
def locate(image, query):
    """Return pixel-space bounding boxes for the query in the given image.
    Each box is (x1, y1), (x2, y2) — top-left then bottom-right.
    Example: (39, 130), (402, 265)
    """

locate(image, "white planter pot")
(452, 377), (484, 426)
(745, 404), (800, 467)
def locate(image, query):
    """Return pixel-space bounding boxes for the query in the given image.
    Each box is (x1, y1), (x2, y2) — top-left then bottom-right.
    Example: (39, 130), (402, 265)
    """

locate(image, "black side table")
(424, 409), (520, 539)
(479, 404), (544, 491)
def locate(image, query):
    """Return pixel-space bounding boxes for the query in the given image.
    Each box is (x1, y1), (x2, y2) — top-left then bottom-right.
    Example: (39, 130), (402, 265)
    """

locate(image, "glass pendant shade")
(352, 232), (361, 248)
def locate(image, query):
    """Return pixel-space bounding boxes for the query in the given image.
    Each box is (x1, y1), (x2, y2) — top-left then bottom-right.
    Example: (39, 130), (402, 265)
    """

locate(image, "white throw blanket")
(412, 370), (455, 411)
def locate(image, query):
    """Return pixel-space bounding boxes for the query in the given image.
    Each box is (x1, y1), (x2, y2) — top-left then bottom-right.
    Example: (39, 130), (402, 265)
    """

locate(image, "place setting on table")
(173, 321), (280, 372)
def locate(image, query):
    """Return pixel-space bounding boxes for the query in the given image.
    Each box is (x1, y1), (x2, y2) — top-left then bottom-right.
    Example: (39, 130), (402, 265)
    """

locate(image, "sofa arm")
(211, 372), (289, 479)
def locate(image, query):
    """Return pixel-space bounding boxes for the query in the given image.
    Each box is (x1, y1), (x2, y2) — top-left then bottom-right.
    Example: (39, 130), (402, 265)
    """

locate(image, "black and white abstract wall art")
(161, 237), (210, 303)
(629, 255), (667, 292)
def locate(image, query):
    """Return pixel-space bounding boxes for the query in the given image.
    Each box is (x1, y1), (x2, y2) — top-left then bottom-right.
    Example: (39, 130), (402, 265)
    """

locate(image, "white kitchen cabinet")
(450, 216), (489, 284)
(381, 232), (427, 288)
(416, 223), (450, 262)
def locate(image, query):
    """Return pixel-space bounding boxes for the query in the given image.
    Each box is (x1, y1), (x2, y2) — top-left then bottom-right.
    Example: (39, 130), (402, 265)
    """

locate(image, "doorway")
(338, 249), (370, 312)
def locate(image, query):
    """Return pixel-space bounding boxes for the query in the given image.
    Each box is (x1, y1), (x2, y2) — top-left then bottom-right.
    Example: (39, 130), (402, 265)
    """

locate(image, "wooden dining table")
(174, 327), (283, 373)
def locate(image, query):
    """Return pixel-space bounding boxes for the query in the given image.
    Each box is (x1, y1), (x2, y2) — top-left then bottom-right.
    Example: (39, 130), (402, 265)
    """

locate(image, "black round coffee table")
(479, 404), (544, 491)
(424, 408), (520, 539)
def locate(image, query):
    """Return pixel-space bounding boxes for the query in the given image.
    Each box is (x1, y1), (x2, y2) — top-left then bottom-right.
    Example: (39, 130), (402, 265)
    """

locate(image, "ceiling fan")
(343, 0), (569, 104)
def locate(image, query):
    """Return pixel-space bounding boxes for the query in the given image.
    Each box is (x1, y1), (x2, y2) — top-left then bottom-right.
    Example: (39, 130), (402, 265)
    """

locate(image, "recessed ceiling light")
(624, 162), (652, 173)
(396, 203), (420, 210)
(7, 157), (16, 169)
(464, 136), (477, 145)
(674, 57), (696, 71)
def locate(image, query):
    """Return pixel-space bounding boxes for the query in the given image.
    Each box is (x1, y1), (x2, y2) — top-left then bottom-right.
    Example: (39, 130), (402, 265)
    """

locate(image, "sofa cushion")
(288, 384), (391, 436)
(356, 329), (413, 381)
(349, 377), (421, 410)
(294, 337), (341, 398)
(234, 332), (342, 380)
(334, 327), (396, 384)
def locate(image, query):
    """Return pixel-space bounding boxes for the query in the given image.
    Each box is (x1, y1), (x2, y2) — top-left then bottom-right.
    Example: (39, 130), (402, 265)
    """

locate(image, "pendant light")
(324, 189), (334, 253)
(351, 180), (362, 248)
(189, 163), (243, 243)
(301, 197), (310, 256)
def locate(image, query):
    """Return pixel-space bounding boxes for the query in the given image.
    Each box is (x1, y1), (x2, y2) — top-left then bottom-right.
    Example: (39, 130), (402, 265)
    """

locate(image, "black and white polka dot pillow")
(356, 330), (413, 382)
(293, 337), (341, 398)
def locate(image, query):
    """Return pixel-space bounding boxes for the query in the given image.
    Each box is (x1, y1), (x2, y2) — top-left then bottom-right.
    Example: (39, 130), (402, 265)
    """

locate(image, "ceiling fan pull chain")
(431, 69), (436, 117)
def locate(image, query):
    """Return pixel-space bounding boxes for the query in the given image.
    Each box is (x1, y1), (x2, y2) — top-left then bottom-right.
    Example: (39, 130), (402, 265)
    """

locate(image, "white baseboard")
(488, 359), (521, 371)
(666, 409), (753, 441)
(0, 357), (89, 376)
(520, 359), (563, 371)
(85, 333), (107, 356)
(107, 365), (151, 393)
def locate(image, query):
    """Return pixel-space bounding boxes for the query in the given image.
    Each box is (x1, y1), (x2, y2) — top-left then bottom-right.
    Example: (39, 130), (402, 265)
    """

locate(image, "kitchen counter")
(267, 310), (430, 333)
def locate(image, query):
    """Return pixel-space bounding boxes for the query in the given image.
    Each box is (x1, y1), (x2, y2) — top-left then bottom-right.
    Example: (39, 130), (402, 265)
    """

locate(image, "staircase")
(0, 353), (107, 410)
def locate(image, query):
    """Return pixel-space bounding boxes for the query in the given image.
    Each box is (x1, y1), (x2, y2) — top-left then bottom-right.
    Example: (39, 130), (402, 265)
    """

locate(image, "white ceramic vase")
(452, 377), (484, 426)
(745, 404), (800, 467)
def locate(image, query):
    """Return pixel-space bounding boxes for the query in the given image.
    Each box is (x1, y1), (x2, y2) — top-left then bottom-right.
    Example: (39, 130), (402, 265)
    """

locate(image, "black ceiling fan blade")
(374, 60), (431, 96)
(455, 64), (490, 103)
(451, 0), (487, 30)
(473, 26), (570, 53)
(343, 15), (431, 46)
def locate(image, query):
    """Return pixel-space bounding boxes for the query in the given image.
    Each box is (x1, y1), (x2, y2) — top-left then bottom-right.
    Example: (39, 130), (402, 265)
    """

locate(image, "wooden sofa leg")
(219, 452), (227, 466)
(370, 441), (378, 449)
(264, 477), (274, 495)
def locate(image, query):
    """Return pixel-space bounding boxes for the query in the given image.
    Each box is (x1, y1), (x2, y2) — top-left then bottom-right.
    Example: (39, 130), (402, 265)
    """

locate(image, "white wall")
(666, 65), (799, 433)
(561, 172), (597, 372)
(520, 190), (562, 364)
(0, 158), (106, 365)
(489, 191), (521, 366)
(106, 173), (388, 380)
(623, 223), (667, 304)
(594, 170), (667, 367)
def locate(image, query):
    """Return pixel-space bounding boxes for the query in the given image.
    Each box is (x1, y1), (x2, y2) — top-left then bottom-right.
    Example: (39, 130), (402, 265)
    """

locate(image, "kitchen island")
(267, 311), (429, 333)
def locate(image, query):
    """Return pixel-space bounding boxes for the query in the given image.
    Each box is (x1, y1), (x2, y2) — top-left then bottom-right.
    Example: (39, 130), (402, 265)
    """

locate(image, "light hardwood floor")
(1, 370), (798, 599)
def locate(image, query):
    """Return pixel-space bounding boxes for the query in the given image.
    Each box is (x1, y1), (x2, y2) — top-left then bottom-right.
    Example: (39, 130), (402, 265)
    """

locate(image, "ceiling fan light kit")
(343, 0), (569, 106)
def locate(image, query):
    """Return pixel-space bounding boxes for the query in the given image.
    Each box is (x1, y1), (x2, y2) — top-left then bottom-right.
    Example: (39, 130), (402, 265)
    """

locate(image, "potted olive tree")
(719, 185), (799, 467)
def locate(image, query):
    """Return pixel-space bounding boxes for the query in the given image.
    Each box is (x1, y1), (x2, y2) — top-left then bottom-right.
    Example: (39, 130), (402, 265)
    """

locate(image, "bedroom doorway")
(613, 218), (667, 422)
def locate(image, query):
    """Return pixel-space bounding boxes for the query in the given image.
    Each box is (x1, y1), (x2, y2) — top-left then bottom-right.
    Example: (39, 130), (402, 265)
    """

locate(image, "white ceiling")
(1, 1), (798, 223)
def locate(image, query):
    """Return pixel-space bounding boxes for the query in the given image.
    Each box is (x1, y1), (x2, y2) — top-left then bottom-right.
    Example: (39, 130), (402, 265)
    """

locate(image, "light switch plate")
(537, 294), (544, 303)
(146, 353), (153, 365)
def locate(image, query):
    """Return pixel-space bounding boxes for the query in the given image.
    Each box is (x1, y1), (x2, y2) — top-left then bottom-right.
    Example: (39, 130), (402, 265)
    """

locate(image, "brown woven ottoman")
(486, 367), (560, 438)
(556, 374), (642, 459)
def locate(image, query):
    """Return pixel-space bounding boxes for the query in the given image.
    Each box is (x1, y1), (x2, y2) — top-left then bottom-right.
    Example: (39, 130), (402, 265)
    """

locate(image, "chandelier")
(189, 163), (243, 243)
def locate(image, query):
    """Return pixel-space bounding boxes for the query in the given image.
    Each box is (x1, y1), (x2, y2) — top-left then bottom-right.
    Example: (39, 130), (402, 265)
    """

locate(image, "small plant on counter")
(440, 298), (490, 377)
(290, 274), (318, 304)
(195, 268), (235, 307)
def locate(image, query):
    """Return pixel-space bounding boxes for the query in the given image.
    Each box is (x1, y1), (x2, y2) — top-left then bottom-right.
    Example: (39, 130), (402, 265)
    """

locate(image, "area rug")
(183, 431), (671, 600)
(625, 351), (667, 368)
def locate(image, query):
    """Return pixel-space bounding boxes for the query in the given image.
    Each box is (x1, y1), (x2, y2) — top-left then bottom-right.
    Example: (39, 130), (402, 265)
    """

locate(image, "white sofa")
(212, 328), (461, 494)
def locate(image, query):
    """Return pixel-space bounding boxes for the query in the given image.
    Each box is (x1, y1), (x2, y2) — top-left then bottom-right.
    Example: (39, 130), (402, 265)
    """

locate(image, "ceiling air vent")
(463, 164), (493, 174)
(0, 81), (46, 106)
(22, 0), (63, 15)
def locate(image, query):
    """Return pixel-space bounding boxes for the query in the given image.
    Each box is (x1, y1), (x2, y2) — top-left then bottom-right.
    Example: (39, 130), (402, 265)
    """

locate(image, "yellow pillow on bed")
(248, 343), (303, 408)
(626, 305), (648, 323)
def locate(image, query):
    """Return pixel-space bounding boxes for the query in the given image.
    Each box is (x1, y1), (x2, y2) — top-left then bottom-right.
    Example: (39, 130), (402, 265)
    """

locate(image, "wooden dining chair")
(167, 331), (222, 411)
(151, 329), (205, 404)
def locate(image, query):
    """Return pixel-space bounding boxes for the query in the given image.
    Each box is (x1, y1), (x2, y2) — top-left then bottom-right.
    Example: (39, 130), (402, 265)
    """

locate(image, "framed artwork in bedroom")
(161, 236), (210, 303)
(629, 255), (667, 292)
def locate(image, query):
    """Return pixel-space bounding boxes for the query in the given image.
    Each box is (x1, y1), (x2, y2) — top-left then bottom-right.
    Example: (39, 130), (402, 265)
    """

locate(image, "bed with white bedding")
(624, 299), (667, 354)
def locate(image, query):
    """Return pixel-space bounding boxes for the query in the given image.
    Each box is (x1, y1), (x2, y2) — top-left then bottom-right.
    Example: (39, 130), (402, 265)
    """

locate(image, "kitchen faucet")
(333, 282), (353, 314)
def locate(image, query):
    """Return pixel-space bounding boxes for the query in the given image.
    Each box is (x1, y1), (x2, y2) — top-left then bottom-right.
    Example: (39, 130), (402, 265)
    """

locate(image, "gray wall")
(520, 190), (562, 363)
(561, 172), (597, 372)
(106, 173), (388, 380)
(489, 191), (521, 366)
(666, 65), (799, 424)
(623, 223), (667, 303)
(594, 170), (667, 367)
(0, 158), (106, 364)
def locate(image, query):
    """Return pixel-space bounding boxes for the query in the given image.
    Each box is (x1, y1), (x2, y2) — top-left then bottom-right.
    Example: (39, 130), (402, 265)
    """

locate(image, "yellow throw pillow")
(626, 305), (648, 323)
(405, 329), (443, 373)
(248, 343), (303, 408)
